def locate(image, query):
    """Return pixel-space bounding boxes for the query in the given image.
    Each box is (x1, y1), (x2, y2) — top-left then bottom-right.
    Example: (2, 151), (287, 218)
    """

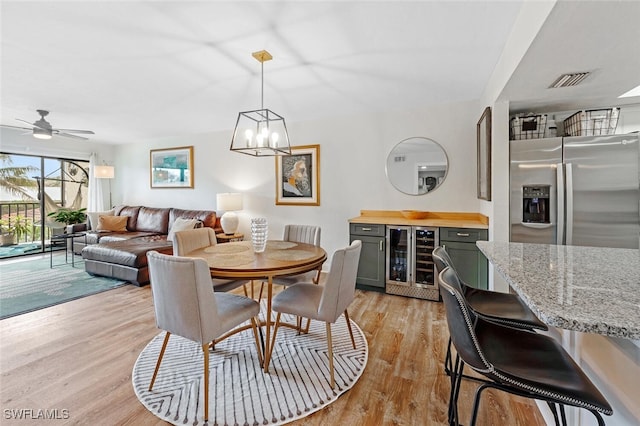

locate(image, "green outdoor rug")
(0, 255), (127, 319)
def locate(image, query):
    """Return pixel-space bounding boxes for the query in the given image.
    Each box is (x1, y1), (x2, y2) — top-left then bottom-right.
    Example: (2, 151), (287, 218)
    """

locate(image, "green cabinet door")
(350, 223), (385, 292)
(440, 228), (488, 290)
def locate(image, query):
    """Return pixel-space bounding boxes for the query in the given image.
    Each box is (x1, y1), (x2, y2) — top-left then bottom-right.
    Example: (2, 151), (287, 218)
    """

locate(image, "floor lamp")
(94, 165), (115, 208)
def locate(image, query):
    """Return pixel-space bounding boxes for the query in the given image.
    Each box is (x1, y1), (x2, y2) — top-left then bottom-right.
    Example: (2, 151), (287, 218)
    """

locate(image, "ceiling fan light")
(33, 128), (52, 139)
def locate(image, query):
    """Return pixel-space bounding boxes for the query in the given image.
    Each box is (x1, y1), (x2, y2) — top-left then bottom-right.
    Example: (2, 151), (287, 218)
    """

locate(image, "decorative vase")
(251, 217), (268, 253)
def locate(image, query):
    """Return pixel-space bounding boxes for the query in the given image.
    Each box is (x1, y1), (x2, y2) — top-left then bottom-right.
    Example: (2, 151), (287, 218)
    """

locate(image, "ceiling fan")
(1, 109), (95, 140)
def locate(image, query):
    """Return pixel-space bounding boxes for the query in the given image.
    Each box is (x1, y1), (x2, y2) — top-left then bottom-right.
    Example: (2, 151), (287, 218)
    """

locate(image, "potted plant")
(0, 219), (15, 246)
(47, 208), (87, 227)
(0, 216), (33, 246)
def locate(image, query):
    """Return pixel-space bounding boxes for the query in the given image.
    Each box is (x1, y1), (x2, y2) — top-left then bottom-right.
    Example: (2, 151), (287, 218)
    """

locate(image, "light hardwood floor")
(0, 280), (545, 425)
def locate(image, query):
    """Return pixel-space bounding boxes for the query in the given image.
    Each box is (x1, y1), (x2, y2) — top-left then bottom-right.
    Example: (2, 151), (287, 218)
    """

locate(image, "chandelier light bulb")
(256, 133), (264, 147)
(245, 129), (253, 147)
(271, 132), (279, 147)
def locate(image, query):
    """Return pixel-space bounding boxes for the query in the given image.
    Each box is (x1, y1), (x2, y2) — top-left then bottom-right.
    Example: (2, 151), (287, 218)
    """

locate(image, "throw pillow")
(87, 209), (115, 230)
(97, 215), (128, 232)
(167, 218), (200, 242)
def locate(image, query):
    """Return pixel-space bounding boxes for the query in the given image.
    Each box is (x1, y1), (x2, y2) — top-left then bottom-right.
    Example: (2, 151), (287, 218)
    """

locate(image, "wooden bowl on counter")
(400, 210), (429, 220)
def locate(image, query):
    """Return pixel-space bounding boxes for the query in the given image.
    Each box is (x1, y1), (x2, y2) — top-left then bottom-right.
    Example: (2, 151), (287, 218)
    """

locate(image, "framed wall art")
(150, 146), (194, 188)
(477, 107), (491, 201)
(275, 144), (320, 206)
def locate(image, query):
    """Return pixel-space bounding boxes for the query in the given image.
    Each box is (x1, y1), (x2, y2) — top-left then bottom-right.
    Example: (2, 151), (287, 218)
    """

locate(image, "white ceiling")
(1, 1), (639, 146)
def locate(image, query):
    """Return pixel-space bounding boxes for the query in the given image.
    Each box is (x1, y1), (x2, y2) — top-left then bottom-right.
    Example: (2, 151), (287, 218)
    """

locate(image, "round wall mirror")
(385, 137), (449, 195)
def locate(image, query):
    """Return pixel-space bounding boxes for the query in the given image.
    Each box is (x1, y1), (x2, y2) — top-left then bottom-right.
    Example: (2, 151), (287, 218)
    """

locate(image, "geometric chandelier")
(230, 50), (291, 156)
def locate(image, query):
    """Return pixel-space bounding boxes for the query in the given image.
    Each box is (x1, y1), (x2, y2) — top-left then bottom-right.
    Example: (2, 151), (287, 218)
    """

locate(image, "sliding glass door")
(0, 153), (89, 258)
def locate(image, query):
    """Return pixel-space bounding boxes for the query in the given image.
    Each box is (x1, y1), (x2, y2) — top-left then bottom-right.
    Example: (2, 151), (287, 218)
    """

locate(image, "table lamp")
(216, 193), (243, 235)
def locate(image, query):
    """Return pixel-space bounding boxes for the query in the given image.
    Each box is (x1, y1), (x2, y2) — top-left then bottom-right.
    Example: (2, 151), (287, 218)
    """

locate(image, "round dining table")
(186, 240), (327, 372)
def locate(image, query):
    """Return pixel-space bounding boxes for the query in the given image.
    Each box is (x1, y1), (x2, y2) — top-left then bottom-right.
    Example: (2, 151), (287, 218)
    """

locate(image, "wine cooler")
(385, 225), (440, 301)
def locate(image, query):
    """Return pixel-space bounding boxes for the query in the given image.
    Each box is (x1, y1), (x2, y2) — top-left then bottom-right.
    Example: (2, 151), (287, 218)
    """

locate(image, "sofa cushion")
(170, 208), (217, 230)
(82, 238), (172, 268)
(87, 209), (114, 230)
(114, 205), (141, 231)
(167, 217), (200, 242)
(98, 231), (164, 243)
(97, 215), (128, 231)
(136, 206), (171, 234)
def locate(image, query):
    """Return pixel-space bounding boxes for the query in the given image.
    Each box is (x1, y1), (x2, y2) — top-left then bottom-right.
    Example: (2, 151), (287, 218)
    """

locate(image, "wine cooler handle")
(379, 240), (383, 251)
(456, 233), (470, 237)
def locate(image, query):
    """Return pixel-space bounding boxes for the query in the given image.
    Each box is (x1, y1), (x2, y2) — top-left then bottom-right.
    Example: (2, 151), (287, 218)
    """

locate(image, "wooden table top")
(186, 240), (327, 279)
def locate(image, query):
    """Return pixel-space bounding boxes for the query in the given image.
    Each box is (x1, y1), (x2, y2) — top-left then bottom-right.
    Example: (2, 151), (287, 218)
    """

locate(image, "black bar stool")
(439, 266), (612, 426)
(433, 246), (547, 379)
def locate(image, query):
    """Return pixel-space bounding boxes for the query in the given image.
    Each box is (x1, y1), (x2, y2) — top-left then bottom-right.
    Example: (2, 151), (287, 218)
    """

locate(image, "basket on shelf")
(563, 108), (620, 136)
(510, 114), (548, 140)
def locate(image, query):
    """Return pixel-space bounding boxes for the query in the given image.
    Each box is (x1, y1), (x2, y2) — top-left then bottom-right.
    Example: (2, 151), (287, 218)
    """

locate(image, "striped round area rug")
(132, 307), (368, 425)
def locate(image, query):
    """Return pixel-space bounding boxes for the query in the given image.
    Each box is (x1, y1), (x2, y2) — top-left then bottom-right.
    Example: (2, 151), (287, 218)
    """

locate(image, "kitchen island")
(477, 241), (640, 426)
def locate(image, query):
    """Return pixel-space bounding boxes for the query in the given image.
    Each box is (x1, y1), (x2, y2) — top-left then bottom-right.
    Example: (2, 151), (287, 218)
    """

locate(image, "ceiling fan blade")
(16, 118), (51, 130)
(0, 124), (32, 131)
(15, 118), (35, 127)
(54, 128), (95, 134)
(56, 132), (89, 140)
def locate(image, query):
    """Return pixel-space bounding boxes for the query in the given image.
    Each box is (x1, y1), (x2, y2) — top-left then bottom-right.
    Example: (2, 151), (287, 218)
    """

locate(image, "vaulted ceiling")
(1, 1), (639, 145)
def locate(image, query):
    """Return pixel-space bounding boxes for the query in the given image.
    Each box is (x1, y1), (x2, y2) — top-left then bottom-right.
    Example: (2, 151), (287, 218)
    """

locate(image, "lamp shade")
(94, 165), (115, 179)
(216, 193), (243, 211)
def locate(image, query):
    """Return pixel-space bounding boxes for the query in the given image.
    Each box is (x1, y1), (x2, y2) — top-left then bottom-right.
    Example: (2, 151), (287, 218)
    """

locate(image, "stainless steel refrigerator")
(510, 133), (640, 249)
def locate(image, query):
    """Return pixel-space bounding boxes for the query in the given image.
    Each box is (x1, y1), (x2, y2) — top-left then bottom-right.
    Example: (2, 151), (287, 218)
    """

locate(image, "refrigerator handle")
(556, 163), (565, 245)
(565, 163), (574, 245)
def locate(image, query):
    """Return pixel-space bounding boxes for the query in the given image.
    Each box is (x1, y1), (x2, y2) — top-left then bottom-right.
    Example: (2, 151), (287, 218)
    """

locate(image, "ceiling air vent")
(549, 72), (590, 88)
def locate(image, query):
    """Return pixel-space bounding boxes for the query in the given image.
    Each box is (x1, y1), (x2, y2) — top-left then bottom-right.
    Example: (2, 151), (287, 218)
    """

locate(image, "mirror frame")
(385, 136), (449, 196)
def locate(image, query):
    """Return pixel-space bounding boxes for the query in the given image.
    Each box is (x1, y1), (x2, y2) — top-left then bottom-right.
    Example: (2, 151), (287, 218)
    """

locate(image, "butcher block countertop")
(349, 210), (489, 229)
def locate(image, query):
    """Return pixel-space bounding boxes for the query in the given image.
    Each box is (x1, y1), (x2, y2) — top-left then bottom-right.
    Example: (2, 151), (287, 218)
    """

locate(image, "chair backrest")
(433, 246), (467, 293)
(283, 224), (321, 247)
(438, 266), (491, 373)
(147, 250), (221, 343)
(432, 246), (455, 272)
(173, 227), (217, 256)
(317, 240), (362, 323)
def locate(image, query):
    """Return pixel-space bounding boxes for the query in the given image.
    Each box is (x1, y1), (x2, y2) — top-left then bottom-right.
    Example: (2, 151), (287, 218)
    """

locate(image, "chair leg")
(258, 281), (265, 301)
(242, 283), (248, 297)
(326, 322), (335, 388)
(344, 310), (356, 349)
(588, 409), (606, 426)
(448, 355), (465, 426)
(266, 312), (282, 371)
(444, 336), (453, 376)
(250, 317), (264, 366)
(149, 332), (171, 391)
(546, 401), (561, 426)
(559, 404), (567, 426)
(202, 343), (209, 422)
(470, 382), (492, 426)
(450, 355), (463, 424)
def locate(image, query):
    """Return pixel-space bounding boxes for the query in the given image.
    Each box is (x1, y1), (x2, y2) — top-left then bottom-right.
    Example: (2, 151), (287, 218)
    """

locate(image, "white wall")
(112, 99), (482, 268)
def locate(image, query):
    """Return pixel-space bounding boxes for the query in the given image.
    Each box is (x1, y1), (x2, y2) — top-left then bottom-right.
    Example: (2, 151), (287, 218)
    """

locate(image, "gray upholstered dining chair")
(257, 224), (322, 299)
(267, 240), (362, 388)
(146, 251), (262, 422)
(173, 227), (248, 293)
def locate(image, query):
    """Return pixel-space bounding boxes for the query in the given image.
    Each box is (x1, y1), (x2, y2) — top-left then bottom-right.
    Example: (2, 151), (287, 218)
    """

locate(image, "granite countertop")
(349, 210), (489, 229)
(477, 241), (640, 340)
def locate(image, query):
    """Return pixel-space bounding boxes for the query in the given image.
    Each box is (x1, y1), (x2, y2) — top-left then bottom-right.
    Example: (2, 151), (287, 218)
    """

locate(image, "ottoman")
(82, 237), (173, 286)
